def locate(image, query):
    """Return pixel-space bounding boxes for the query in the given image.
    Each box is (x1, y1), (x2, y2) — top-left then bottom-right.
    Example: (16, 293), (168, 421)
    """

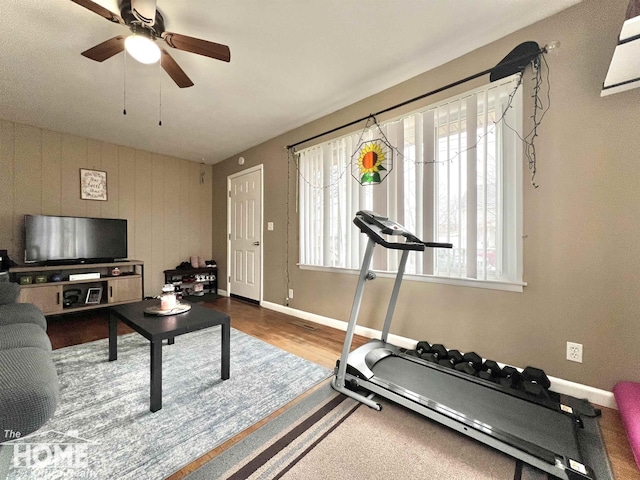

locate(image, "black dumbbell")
(463, 352), (482, 369)
(420, 352), (438, 363)
(521, 381), (550, 398)
(478, 360), (502, 382)
(420, 343), (449, 364)
(404, 349), (419, 357)
(499, 366), (522, 389)
(522, 366), (551, 390)
(431, 344), (448, 360)
(521, 366), (551, 398)
(447, 349), (464, 364)
(438, 349), (463, 368)
(454, 352), (482, 376)
(415, 341), (432, 356)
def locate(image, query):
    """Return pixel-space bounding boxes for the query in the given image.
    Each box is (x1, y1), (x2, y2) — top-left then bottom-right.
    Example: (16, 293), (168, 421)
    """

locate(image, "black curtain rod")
(286, 44), (545, 151)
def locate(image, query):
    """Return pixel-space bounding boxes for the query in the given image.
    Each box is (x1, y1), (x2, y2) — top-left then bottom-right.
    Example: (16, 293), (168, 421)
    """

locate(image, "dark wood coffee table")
(108, 299), (230, 412)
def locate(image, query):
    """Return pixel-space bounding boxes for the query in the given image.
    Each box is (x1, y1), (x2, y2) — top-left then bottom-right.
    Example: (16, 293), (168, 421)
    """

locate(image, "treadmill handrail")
(354, 210), (452, 251)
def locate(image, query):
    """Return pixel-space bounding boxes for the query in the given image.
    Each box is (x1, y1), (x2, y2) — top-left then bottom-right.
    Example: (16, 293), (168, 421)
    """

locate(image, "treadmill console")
(356, 211), (407, 236)
(354, 210), (452, 251)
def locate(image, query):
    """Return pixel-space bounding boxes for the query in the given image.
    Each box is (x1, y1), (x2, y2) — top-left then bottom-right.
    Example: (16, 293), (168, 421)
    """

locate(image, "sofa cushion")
(0, 303), (47, 330)
(0, 347), (59, 443)
(0, 324), (52, 352)
(0, 283), (19, 305)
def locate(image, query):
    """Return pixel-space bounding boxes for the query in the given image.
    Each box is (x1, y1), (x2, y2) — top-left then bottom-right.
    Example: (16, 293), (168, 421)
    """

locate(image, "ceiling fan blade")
(70, 0), (123, 24)
(81, 36), (126, 62)
(160, 49), (194, 88)
(162, 32), (231, 62)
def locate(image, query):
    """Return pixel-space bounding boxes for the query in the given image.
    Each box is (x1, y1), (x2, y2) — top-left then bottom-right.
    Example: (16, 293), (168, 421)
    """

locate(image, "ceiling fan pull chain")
(123, 49), (127, 115)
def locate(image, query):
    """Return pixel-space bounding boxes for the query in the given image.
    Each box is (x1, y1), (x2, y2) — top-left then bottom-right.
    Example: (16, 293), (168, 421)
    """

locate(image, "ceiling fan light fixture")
(125, 34), (161, 64)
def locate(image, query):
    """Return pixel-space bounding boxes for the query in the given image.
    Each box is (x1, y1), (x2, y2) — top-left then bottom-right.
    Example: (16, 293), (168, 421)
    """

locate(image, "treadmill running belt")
(371, 357), (581, 461)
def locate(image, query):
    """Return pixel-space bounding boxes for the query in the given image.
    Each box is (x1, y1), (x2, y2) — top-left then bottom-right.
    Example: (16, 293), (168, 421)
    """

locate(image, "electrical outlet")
(288, 289), (294, 299)
(566, 342), (583, 363)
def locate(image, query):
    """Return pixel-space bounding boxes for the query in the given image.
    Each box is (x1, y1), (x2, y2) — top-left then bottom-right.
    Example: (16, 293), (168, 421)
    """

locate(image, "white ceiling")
(0, 0), (581, 164)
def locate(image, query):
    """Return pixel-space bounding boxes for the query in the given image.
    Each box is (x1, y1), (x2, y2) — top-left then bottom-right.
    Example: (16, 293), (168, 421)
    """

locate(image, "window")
(298, 75), (524, 290)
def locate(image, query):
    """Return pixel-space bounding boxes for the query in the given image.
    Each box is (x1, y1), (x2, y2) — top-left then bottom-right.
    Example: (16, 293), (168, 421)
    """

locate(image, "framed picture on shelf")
(85, 287), (103, 305)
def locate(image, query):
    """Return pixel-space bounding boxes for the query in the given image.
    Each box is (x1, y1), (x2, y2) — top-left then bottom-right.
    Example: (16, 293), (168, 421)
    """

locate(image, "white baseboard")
(217, 289), (229, 297)
(260, 301), (616, 409)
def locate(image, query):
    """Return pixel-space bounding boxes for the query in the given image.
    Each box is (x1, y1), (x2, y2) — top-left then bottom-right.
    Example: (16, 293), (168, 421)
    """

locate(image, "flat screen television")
(24, 215), (128, 265)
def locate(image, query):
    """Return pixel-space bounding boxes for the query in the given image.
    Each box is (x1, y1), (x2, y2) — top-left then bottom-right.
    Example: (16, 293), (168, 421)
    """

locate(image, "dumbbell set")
(405, 340), (553, 400)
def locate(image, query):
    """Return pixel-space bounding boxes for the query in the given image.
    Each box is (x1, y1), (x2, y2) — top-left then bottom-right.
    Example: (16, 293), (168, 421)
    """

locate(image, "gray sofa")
(0, 282), (59, 476)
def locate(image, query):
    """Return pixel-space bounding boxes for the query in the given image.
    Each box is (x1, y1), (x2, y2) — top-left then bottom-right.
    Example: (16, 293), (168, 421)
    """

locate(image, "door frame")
(226, 164), (264, 303)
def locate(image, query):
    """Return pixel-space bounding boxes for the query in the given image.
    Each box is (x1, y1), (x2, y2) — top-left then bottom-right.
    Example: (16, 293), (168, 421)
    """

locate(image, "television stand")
(9, 260), (144, 316)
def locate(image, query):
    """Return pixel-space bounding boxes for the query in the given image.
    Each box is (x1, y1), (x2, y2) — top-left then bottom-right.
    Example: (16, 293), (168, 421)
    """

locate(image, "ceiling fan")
(71, 0), (231, 88)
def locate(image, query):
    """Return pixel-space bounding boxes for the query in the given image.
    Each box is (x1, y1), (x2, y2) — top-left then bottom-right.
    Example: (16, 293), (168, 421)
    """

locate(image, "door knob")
(253, 241), (260, 246)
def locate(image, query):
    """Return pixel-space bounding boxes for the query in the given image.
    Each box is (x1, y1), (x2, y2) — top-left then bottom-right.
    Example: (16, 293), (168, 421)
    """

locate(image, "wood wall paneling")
(163, 157), (182, 275)
(85, 139), (103, 219)
(14, 124), (42, 259)
(61, 134), (88, 218)
(117, 146), (136, 260)
(189, 161), (200, 258)
(134, 150), (153, 293)
(150, 154), (165, 294)
(0, 121), (16, 256)
(100, 142), (120, 219)
(14, 125), (42, 213)
(180, 160), (191, 263)
(41, 130), (62, 217)
(201, 164), (213, 263)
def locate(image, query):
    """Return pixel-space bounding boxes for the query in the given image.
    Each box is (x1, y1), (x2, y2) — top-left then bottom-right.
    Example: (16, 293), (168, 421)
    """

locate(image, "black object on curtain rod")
(286, 41), (544, 151)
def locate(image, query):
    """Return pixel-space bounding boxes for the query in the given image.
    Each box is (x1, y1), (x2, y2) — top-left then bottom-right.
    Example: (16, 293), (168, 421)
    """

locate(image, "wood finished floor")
(46, 297), (639, 480)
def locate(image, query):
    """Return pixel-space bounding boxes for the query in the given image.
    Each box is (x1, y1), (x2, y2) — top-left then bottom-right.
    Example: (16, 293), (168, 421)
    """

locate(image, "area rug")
(189, 380), (614, 480)
(5, 328), (331, 479)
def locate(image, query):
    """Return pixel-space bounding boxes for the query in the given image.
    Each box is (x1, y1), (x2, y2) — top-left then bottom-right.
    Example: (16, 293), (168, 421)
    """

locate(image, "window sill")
(298, 264), (526, 293)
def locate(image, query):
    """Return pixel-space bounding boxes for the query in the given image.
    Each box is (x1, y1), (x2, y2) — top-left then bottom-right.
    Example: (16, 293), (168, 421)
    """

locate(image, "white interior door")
(228, 167), (262, 301)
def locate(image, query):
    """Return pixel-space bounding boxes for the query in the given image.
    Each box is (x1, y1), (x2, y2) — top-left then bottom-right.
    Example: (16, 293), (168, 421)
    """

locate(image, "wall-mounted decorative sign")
(80, 169), (107, 201)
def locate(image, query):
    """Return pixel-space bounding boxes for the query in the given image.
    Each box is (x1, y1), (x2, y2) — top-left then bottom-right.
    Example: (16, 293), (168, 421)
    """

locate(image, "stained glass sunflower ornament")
(351, 138), (393, 185)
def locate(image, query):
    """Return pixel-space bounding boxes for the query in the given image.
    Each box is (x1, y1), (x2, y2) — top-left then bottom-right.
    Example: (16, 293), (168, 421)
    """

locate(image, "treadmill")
(332, 210), (597, 480)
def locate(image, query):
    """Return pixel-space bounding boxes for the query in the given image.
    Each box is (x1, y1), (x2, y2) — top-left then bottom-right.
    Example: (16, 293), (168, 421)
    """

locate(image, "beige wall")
(211, 0), (640, 391)
(0, 121), (213, 295)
